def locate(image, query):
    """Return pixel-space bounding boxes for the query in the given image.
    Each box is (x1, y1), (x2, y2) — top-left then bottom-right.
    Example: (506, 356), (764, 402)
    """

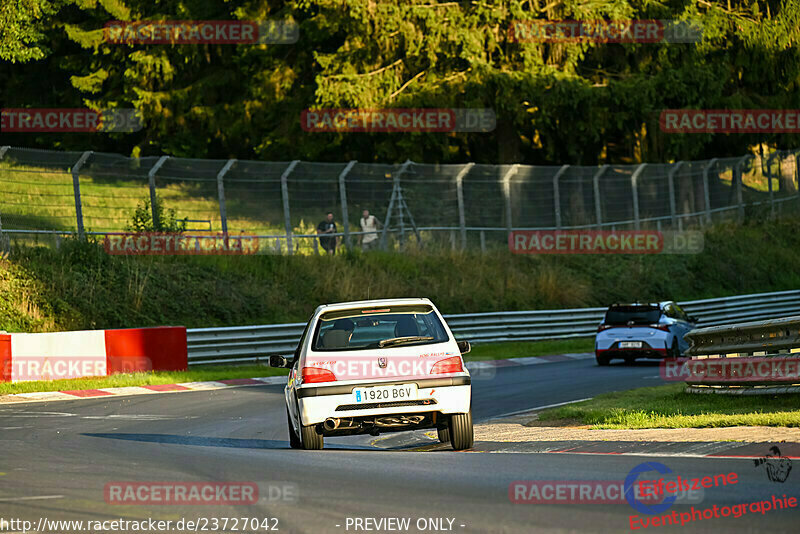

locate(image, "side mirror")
(457, 340), (471, 355)
(269, 354), (290, 368)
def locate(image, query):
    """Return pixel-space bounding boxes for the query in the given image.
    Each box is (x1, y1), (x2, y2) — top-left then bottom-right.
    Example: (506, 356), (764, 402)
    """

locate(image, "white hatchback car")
(270, 298), (474, 450)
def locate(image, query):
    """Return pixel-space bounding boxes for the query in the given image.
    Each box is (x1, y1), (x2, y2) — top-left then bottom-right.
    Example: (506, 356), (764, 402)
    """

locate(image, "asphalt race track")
(1, 359), (797, 533)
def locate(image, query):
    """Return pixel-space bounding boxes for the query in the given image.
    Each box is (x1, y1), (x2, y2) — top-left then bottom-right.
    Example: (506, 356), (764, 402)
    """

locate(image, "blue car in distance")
(594, 302), (698, 365)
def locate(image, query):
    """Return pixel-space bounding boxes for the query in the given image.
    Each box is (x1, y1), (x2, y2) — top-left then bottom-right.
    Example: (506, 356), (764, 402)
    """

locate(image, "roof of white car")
(317, 298), (433, 312)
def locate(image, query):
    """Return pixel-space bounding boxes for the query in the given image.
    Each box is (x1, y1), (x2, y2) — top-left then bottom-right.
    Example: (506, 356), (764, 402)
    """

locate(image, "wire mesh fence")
(1, 145), (798, 254)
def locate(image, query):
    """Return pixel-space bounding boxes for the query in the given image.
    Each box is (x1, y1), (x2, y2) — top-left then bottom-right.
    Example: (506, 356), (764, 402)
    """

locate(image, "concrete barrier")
(1, 327), (187, 383)
(0, 334), (11, 382)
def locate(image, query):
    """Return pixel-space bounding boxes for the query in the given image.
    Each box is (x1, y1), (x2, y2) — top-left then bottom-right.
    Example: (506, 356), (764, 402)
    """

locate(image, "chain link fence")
(1, 145), (798, 253)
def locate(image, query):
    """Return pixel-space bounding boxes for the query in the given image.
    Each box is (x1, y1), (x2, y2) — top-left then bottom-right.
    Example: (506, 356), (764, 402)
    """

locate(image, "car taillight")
(430, 356), (463, 374)
(301, 367), (336, 383)
(650, 324), (671, 332)
(598, 324), (613, 332)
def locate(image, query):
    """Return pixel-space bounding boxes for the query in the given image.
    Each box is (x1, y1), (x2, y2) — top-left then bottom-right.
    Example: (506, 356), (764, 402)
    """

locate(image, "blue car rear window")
(604, 307), (661, 325)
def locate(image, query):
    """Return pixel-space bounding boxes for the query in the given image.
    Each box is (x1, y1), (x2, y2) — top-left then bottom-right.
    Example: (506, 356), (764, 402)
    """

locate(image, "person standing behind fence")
(360, 209), (381, 251)
(317, 212), (338, 255)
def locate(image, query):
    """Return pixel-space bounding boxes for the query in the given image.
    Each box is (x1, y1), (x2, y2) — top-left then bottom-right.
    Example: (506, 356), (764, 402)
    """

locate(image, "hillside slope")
(1, 218), (799, 332)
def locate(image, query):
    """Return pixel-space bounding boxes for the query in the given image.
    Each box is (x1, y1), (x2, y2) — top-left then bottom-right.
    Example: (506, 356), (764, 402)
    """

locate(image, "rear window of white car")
(311, 305), (450, 351)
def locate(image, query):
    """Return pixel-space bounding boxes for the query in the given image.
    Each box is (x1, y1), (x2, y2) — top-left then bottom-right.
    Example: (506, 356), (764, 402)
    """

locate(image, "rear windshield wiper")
(378, 336), (435, 348)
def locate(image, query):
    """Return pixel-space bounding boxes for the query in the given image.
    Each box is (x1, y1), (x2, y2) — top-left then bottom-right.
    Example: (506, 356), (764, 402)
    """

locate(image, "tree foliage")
(1, 0), (799, 164)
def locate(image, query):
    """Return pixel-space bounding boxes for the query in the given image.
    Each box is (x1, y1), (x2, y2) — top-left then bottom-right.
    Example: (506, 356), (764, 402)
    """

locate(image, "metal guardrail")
(186, 289), (800, 365)
(682, 316), (800, 394)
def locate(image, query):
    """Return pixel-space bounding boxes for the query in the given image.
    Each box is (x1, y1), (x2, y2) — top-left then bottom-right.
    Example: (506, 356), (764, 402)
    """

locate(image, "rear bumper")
(297, 377), (471, 426)
(596, 347), (668, 359)
(596, 329), (670, 354)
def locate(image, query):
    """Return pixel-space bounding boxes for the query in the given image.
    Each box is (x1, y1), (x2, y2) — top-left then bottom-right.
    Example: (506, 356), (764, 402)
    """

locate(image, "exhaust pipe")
(323, 418), (340, 431)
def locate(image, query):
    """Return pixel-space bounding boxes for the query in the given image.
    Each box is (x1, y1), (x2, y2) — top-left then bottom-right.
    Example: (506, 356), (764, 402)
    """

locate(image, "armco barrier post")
(552, 165), (569, 229)
(455, 162), (474, 249)
(789, 150), (800, 214)
(631, 163), (647, 230)
(72, 151), (92, 239)
(667, 161), (683, 229)
(702, 158), (718, 225)
(501, 165), (519, 236)
(216, 159), (236, 238)
(148, 156), (169, 230)
(734, 155), (752, 222)
(592, 165), (608, 229)
(795, 149), (800, 212)
(281, 160), (300, 255)
(338, 160), (357, 250)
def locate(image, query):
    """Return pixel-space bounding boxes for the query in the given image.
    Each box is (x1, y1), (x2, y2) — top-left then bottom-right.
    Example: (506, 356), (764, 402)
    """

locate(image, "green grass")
(0, 364), (288, 395)
(2, 216), (800, 333)
(465, 338), (594, 361)
(0, 165), (360, 240)
(537, 383), (800, 429)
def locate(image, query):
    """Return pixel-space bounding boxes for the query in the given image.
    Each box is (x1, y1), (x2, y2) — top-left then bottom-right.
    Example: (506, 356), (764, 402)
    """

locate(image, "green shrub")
(126, 198), (188, 234)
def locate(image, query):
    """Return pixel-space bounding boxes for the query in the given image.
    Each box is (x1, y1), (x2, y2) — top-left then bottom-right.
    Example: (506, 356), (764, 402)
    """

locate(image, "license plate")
(620, 341), (642, 348)
(353, 384), (418, 403)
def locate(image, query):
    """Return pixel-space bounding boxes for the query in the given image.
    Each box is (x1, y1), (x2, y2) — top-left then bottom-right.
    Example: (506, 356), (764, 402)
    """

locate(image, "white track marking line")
(176, 381), (230, 389)
(0, 411), (78, 417)
(253, 377), (287, 384)
(97, 386), (157, 395)
(80, 414), (200, 420)
(9, 392), (78, 400)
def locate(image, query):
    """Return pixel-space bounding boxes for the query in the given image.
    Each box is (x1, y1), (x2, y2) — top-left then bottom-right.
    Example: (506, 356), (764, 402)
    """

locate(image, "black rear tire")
(449, 411), (474, 451)
(287, 408), (301, 449)
(437, 423), (450, 443)
(669, 340), (681, 359)
(596, 353), (610, 366)
(300, 423), (324, 450)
